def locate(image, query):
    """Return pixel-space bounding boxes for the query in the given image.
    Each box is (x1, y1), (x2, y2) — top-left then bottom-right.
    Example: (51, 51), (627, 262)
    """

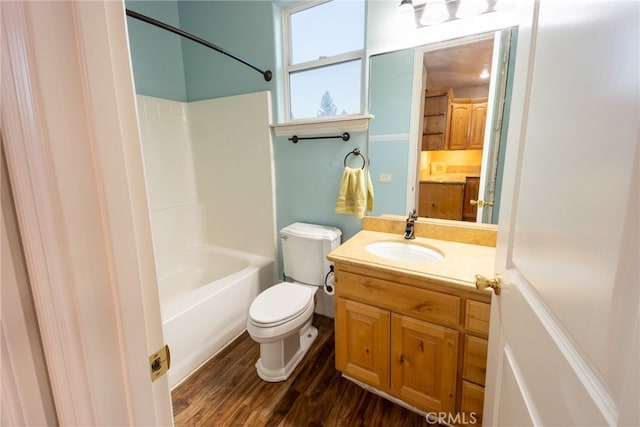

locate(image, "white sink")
(365, 241), (444, 263)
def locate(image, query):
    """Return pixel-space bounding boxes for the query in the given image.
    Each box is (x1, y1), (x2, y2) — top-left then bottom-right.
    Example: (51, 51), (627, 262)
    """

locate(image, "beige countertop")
(327, 229), (495, 290)
(420, 173), (480, 184)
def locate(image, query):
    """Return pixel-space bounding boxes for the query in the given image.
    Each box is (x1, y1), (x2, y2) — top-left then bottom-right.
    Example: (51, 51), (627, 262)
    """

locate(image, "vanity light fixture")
(419, 0), (449, 26)
(399, 0), (497, 28)
(399, 0), (414, 14)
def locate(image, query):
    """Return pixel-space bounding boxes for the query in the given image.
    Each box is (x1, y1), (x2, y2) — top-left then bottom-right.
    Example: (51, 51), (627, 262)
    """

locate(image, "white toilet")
(247, 222), (341, 382)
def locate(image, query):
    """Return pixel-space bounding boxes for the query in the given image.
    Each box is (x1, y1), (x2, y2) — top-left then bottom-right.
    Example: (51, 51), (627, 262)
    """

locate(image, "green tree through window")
(317, 91), (337, 117)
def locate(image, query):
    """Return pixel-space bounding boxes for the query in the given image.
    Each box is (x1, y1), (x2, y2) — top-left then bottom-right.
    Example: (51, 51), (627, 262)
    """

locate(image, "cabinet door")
(335, 298), (390, 389)
(419, 182), (464, 220)
(390, 314), (458, 413)
(468, 102), (487, 149)
(462, 176), (480, 221)
(447, 102), (471, 150)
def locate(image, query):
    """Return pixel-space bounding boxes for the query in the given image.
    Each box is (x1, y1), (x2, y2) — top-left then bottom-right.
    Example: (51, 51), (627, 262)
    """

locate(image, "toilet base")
(255, 323), (318, 382)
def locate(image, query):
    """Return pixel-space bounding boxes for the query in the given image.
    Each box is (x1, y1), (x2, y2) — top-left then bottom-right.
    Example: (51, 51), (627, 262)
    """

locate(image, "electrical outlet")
(378, 173), (392, 183)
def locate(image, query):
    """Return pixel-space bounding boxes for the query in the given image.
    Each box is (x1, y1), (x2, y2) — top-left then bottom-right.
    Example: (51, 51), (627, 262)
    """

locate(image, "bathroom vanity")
(328, 217), (495, 424)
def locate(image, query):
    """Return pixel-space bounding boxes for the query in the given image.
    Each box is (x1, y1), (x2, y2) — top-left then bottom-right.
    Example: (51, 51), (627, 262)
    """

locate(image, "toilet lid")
(249, 282), (314, 326)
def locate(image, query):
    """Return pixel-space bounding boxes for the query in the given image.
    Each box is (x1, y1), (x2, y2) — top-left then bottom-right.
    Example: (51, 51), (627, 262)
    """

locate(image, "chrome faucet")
(404, 209), (418, 239)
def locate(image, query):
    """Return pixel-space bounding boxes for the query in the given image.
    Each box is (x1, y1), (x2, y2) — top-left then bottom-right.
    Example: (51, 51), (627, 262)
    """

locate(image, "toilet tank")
(280, 222), (341, 286)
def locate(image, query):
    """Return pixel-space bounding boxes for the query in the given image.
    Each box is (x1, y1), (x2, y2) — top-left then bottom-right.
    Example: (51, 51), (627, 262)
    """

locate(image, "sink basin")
(365, 241), (444, 263)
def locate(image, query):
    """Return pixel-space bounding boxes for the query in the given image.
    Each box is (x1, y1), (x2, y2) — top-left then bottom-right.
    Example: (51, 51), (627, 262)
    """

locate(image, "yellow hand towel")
(335, 167), (374, 218)
(366, 168), (374, 212)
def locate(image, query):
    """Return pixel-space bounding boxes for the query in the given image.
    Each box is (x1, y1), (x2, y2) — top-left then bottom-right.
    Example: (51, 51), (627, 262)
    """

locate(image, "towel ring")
(344, 148), (367, 169)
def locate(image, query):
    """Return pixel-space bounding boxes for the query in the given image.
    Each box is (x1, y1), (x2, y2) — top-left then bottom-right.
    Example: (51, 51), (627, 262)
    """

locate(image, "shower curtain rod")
(125, 9), (273, 82)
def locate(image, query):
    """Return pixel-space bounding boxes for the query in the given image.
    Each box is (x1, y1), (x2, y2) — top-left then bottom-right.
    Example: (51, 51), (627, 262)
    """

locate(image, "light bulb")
(419, 0), (449, 26)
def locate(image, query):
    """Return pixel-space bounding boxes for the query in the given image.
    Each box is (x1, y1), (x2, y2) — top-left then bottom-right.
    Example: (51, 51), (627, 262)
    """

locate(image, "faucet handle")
(408, 209), (418, 220)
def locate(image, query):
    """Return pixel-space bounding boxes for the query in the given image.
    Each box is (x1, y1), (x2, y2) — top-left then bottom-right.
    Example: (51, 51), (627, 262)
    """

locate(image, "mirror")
(367, 28), (517, 225)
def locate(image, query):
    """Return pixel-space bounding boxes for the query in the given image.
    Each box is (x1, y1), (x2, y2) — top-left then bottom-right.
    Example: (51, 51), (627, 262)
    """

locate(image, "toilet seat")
(249, 282), (315, 328)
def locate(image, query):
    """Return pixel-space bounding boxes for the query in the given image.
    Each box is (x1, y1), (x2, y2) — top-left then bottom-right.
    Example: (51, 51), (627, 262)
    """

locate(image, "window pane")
(290, 0), (365, 65)
(289, 60), (361, 120)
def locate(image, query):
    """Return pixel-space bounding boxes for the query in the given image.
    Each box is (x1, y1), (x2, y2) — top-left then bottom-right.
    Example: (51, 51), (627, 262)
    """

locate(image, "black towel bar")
(289, 132), (350, 143)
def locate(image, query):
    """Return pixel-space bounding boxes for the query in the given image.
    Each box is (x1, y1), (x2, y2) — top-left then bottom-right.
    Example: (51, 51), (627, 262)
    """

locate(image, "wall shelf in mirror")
(423, 88), (453, 151)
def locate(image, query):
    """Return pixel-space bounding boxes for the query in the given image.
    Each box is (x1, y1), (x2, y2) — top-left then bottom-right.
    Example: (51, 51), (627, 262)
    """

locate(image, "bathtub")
(156, 245), (275, 389)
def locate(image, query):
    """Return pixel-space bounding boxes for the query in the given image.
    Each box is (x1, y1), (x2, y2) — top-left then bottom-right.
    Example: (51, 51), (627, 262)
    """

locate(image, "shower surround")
(136, 91), (277, 387)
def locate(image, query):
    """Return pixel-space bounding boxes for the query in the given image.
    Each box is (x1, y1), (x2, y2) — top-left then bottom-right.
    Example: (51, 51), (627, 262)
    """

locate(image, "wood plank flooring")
(171, 315), (427, 426)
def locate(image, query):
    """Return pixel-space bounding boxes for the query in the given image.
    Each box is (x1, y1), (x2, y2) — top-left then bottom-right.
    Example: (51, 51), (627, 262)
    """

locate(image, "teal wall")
(177, 1), (276, 102)
(274, 133), (368, 243)
(126, 0), (187, 101)
(124, 0), (399, 243)
(368, 49), (415, 217)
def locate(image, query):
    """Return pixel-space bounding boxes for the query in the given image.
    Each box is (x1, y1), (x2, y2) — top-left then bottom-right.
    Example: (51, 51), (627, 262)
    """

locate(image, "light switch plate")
(378, 173), (392, 183)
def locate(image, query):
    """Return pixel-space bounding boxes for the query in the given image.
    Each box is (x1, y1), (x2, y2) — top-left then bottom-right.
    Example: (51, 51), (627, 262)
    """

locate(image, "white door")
(2, 1), (172, 425)
(484, 1), (639, 425)
(477, 29), (512, 224)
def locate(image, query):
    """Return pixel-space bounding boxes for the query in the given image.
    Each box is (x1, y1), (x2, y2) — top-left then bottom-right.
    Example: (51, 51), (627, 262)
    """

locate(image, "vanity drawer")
(463, 335), (488, 386)
(336, 271), (460, 327)
(425, 115), (446, 134)
(460, 380), (484, 422)
(422, 133), (445, 151)
(465, 300), (490, 337)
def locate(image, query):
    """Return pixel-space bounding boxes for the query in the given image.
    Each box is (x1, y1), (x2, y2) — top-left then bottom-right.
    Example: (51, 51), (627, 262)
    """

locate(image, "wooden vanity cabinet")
(419, 182), (464, 220)
(462, 176), (480, 222)
(333, 263), (491, 421)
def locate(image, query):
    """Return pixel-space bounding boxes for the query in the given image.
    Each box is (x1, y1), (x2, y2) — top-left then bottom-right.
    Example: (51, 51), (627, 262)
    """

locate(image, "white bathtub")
(156, 245), (275, 389)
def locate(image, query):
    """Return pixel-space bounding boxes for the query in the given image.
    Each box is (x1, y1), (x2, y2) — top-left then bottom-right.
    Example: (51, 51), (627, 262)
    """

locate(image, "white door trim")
(1, 1), (172, 424)
(483, 0), (537, 422)
(1, 3), (98, 423)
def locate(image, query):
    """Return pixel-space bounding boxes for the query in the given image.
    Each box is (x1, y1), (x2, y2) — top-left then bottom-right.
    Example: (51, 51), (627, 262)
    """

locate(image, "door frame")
(1, 1), (172, 425)
(483, 1), (539, 421)
(407, 29), (514, 221)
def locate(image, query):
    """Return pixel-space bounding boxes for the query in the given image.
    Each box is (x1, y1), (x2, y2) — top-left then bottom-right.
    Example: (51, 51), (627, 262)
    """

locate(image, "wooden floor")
(171, 315), (427, 426)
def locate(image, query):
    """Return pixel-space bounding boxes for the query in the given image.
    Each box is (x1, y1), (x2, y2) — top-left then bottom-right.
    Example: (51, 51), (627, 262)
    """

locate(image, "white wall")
(136, 92), (277, 262)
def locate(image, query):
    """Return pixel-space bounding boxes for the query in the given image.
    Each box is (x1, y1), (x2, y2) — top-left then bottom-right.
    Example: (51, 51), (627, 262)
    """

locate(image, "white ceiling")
(423, 37), (495, 90)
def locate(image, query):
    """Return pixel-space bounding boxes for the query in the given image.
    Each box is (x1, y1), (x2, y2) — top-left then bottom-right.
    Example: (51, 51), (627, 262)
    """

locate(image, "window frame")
(282, 0), (367, 123)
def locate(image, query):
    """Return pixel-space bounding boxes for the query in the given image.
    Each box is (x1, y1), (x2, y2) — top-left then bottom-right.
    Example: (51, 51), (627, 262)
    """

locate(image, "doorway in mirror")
(412, 29), (517, 224)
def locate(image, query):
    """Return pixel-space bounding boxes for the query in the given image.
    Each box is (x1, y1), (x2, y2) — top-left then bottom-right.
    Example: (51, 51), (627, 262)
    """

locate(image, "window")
(284, 0), (365, 122)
